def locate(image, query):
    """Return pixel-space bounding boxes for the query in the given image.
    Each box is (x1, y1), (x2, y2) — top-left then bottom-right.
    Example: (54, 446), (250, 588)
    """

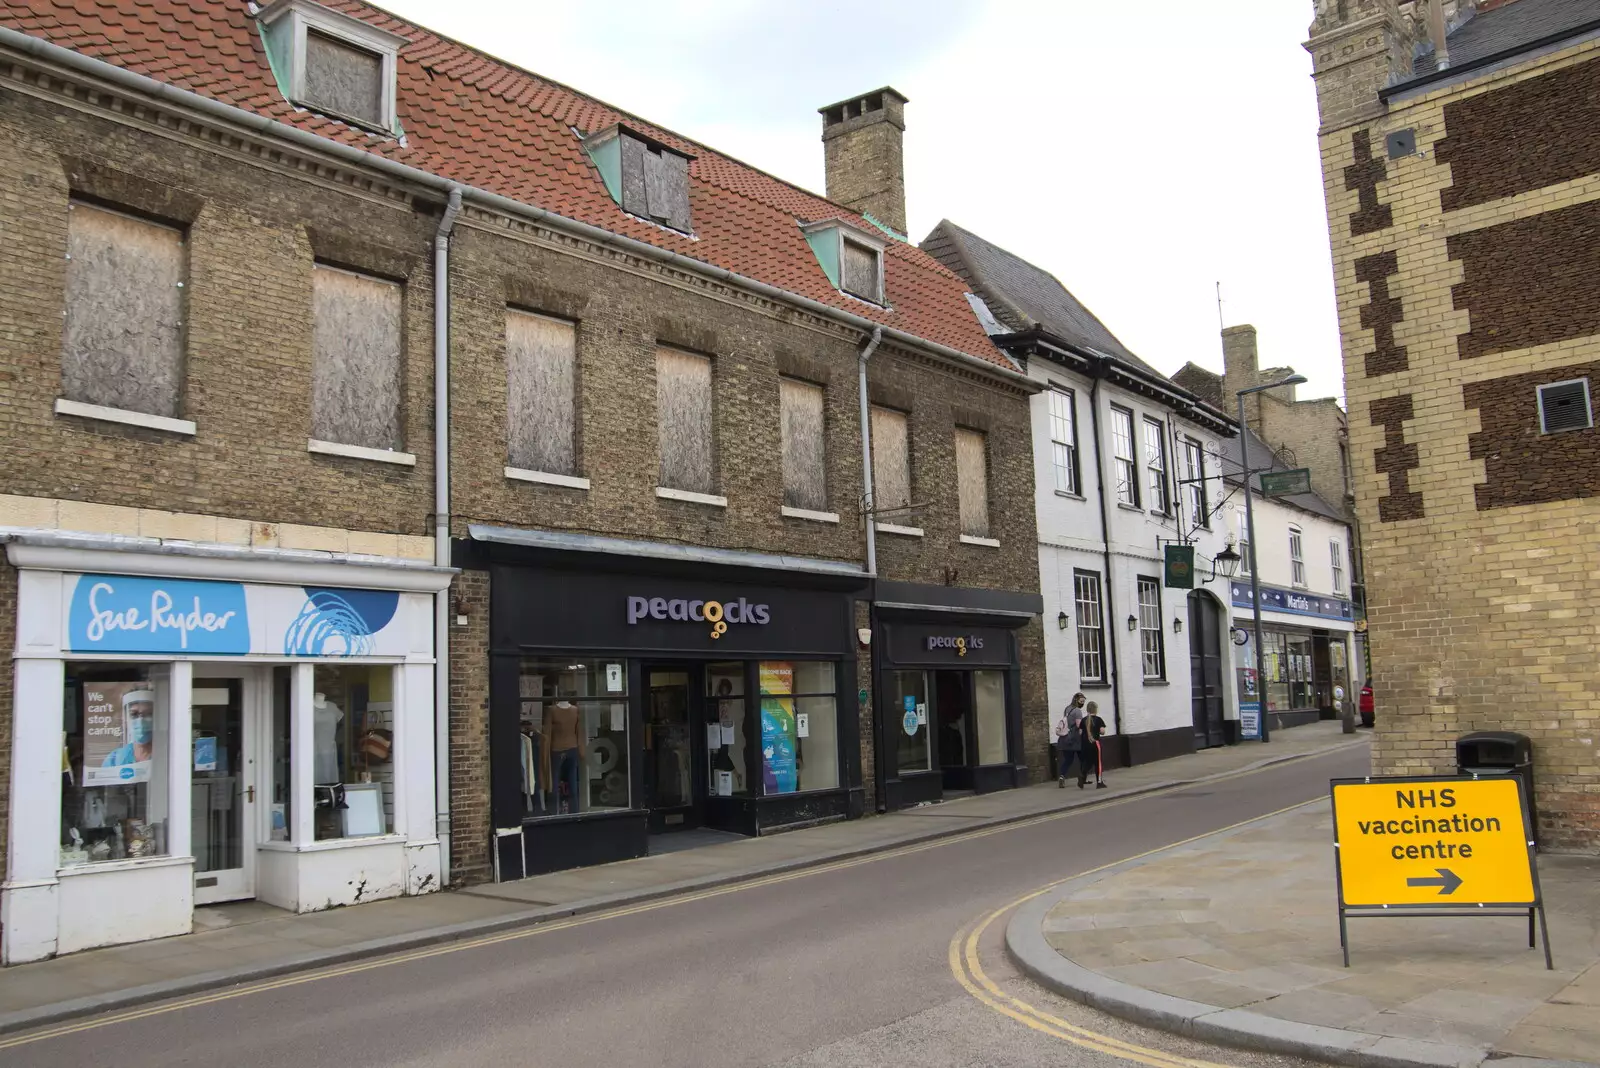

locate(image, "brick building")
(1306, 0), (1600, 849)
(0, 0), (1046, 956)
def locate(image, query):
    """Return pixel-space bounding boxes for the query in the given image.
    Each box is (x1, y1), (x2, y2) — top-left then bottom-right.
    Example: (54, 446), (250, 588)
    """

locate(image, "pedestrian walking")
(1054, 693), (1087, 788)
(1081, 700), (1108, 789)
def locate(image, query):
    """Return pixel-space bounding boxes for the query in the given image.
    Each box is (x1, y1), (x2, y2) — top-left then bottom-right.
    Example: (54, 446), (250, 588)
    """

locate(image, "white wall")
(1230, 495), (1352, 602)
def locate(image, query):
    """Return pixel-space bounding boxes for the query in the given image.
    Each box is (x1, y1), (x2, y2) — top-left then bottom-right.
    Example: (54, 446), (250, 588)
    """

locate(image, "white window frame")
(1290, 526), (1306, 588)
(1182, 438), (1209, 530)
(1137, 576), (1165, 681)
(1048, 387), (1079, 496)
(1330, 540), (1344, 593)
(1143, 417), (1169, 515)
(1110, 405), (1139, 508)
(261, 0), (405, 133)
(1073, 570), (1106, 684)
(1236, 509), (1252, 577)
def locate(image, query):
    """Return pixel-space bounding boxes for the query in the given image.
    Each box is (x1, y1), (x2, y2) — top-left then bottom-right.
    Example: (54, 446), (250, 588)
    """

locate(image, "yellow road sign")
(1332, 776), (1535, 907)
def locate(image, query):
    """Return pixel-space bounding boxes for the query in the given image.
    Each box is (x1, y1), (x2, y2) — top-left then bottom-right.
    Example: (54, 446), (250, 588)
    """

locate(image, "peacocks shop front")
(472, 532), (865, 880)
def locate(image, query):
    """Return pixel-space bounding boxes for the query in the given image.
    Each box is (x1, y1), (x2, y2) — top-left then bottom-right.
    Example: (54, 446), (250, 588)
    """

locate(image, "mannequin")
(313, 692), (343, 784)
(547, 700), (583, 814)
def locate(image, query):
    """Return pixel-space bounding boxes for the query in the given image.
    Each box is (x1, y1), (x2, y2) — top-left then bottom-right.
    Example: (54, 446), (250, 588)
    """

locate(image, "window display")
(519, 657), (629, 817)
(893, 670), (931, 775)
(1260, 631), (1316, 712)
(757, 661), (839, 794)
(706, 663), (748, 797)
(973, 671), (1008, 766)
(310, 664), (396, 840)
(60, 663), (169, 866)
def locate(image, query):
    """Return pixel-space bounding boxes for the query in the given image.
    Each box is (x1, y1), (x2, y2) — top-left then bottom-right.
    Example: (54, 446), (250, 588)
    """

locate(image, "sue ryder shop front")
(467, 530), (867, 880)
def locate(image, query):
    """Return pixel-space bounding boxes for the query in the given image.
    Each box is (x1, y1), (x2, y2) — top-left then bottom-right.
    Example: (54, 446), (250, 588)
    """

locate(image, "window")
(60, 201), (186, 422)
(312, 264), (403, 453)
(1181, 438), (1209, 529)
(582, 126), (696, 234)
(260, 1), (402, 132)
(1331, 540), (1344, 593)
(760, 662), (838, 793)
(1262, 632), (1315, 712)
(1138, 577), (1165, 680)
(780, 378), (826, 512)
(954, 427), (990, 538)
(506, 310), (578, 477)
(656, 347), (714, 494)
(891, 670), (932, 775)
(706, 664), (749, 797)
(1290, 526), (1306, 587)
(1074, 570), (1106, 683)
(1048, 388), (1080, 495)
(1537, 378), (1592, 434)
(311, 665), (396, 840)
(303, 30), (383, 126)
(1144, 418), (1170, 514)
(974, 671), (1008, 766)
(61, 664), (171, 866)
(800, 220), (886, 304)
(841, 237), (882, 302)
(870, 405), (912, 516)
(1237, 509), (1252, 576)
(518, 657), (630, 817)
(1110, 406), (1139, 507)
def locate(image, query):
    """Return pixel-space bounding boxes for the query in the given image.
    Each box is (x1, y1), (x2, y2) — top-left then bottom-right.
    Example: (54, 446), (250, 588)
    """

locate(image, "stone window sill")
(875, 522), (924, 538)
(960, 534), (1000, 548)
(1116, 502), (1143, 512)
(782, 506), (840, 524)
(1055, 490), (1086, 501)
(56, 398), (195, 436)
(656, 486), (727, 508)
(506, 467), (590, 490)
(308, 438), (416, 466)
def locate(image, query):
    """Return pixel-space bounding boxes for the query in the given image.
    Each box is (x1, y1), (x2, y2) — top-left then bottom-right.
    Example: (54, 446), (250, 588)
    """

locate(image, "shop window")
(312, 264), (403, 453)
(656, 346), (714, 495)
(706, 663), (749, 796)
(955, 427), (990, 539)
(779, 378), (827, 512)
(870, 405), (911, 516)
(1144, 417), (1170, 514)
(891, 669), (932, 775)
(1261, 632), (1316, 712)
(1048, 388), (1080, 495)
(60, 664), (171, 866)
(1110, 406), (1138, 507)
(973, 670), (1008, 766)
(519, 657), (630, 817)
(311, 665), (396, 840)
(759, 661), (838, 793)
(1138, 576), (1165, 680)
(1073, 570), (1105, 683)
(60, 201), (187, 422)
(506, 309), (578, 477)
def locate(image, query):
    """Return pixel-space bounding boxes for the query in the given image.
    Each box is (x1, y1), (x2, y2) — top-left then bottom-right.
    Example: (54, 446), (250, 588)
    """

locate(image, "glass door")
(643, 666), (702, 831)
(192, 671), (257, 903)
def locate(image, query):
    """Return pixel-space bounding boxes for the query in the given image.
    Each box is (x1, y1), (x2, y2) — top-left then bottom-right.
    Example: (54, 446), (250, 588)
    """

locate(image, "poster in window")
(81, 681), (155, 786)
(758, 663), (797, 794)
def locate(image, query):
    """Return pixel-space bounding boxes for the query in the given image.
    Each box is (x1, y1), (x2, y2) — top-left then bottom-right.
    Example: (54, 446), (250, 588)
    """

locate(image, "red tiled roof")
(1, 0), (1011, 369)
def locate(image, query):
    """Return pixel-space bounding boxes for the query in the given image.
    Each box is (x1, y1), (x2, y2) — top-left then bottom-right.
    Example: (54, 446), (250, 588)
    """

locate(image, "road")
(8, 744), (1369, 1068)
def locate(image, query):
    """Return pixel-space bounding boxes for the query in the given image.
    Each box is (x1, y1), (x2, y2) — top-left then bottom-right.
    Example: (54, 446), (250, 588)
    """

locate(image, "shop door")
(1312, 635), (1334, 716)
(936, 671), (973, 792)
(1187, 594), (1226, 749)
(192, 670), (257, 904)
(643, 666), (703, 832)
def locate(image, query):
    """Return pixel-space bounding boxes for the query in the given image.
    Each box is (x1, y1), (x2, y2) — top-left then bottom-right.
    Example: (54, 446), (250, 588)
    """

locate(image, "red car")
(1359, 684), (1374, 728)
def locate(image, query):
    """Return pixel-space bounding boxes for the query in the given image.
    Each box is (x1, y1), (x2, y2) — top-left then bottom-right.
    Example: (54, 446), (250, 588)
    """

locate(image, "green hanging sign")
(1164, 545), (1195, 589)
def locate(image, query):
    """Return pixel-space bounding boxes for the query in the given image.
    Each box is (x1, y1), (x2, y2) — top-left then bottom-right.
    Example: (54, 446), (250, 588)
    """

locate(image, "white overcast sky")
(379, 0), (1342, 403)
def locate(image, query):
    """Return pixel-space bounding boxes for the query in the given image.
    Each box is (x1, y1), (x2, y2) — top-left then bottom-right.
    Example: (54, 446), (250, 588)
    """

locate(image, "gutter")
(433, 184), (462, 884)
(0, 26), (1037, 394)
(1379, 17), (1600, 101)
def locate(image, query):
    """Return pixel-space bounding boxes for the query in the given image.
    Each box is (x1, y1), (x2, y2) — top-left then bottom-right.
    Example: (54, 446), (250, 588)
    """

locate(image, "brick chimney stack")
(819, 88), (908, 235)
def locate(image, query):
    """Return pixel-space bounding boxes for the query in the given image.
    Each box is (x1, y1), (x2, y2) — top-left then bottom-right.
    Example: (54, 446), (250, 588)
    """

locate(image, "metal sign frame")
(1330, 774), (1551, 969)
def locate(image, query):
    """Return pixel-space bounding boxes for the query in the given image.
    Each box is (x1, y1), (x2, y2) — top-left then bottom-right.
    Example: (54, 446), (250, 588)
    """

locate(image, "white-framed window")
(1143, 417), (1169, 514)
(260, 0), (405, 133)
(1290, 526), (1306, 587)
(1048, 388), (1079, 495)
(1182, 438), (1209, 529)
(1110, 405), (1139, 507)
(1330, 540), (1344, 593)
(800, 220), (886, 305)
(1137, 577), (1165, 680)
(1237, 509), (1252, 576)
(1074, 570), (1106, 683)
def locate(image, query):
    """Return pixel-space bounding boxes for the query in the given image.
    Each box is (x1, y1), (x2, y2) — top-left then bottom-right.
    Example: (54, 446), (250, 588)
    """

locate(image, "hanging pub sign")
(1164, 545), (1195, 589)
(1260, 468), (1313, 497)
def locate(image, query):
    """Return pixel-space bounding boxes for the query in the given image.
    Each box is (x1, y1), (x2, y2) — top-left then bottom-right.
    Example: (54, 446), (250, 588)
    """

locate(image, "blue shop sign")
(1230, 582), (1352, 622)
(69, 575), (251, 654)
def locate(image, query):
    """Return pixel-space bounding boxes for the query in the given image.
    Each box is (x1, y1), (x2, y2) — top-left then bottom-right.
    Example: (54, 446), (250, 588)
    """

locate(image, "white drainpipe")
(857, 326), (883, 576)
(434, 185), (462, 883)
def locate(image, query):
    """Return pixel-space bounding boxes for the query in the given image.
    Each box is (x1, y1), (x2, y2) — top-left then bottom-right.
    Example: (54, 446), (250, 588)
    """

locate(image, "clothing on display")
(313, 693), (343, 784)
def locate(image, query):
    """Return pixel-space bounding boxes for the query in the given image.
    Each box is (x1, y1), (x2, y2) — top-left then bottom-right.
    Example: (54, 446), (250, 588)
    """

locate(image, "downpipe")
(433, 185), (462, 884)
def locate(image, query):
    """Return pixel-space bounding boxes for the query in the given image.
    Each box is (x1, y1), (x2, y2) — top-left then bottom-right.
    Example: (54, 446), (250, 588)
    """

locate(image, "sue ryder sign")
(1230, 582), (1352, 622)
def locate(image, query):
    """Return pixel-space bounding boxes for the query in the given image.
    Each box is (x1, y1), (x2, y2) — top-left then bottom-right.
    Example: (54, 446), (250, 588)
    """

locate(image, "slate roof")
(1218, 426), (1345, 523)
(1408, 0), (1600, 78)
(1172, 362), (1225, 410)
(0, 0), (1012, 370)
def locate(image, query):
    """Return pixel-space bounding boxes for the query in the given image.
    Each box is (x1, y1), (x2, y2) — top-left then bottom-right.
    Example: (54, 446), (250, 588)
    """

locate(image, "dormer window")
(583, 125), (695, 234)
(801, 219), (886, 305)
(259, 0), (405, 134)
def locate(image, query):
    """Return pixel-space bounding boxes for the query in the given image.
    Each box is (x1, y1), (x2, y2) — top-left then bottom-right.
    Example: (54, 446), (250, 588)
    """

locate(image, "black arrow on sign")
(1407, 868), (1463, 895)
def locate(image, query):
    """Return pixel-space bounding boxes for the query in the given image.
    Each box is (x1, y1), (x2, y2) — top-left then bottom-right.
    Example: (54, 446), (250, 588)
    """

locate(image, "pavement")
(0, 721), (1366, 1039)
(1009, 801), (1600, 1068)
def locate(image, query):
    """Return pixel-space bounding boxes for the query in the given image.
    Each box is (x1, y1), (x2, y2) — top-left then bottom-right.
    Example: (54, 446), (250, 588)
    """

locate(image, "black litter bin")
(1456, 731), (1537, 848)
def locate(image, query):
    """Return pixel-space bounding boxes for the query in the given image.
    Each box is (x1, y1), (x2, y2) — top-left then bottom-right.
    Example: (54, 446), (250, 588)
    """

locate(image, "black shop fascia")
(871, 580), (1040, 810)
(459, 527), (866, 881)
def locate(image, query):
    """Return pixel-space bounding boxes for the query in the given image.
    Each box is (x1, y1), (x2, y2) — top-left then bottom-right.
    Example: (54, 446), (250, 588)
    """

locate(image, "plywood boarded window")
(780, 378), (826, 511)
(656, 347), (713, 493)
(841, 238), (881, 302)
(61, 201), (186, 417)
(955, 427), (990, 538)
(312, 264), (403, 451)
(870, 406), (910, 517)
(303, 30), (384, 126)
(506, 310), (577, 475)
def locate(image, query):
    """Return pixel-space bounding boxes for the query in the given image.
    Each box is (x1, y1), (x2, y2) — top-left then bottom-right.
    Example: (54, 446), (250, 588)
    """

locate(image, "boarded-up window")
(303, 30), (384, 126)
(870, 406), (911, 516)
(61, 201), (185, 417)
(780, 378), (826, 511)
(841, 239), (881, 302)
(506, 310), (577, 475)
(656, 347), (713, 493)
(955, 427), (989, 538)
(619, 133), (692, 233)
(312, 265), (403, 451)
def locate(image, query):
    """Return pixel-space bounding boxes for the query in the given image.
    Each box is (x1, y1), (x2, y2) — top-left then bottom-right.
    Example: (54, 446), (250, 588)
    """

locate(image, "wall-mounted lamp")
(1057, 611), (1069, 630)
(1200, 545), (1242, 582)
(1173, 616), (1183, 634)
(1127, 614), (1138, 632)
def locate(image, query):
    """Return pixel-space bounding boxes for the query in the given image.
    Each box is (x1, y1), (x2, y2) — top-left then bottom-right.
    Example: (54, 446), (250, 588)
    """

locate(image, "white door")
(192, 670), (258, 904)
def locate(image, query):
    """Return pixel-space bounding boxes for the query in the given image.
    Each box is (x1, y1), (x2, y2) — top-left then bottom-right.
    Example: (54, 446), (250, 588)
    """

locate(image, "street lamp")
(1238, 374), (1307, 743)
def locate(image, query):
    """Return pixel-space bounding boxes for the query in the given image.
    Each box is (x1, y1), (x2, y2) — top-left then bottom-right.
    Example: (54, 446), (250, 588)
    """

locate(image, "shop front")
(468, 529), (866, 880)
(1229, 582), (1355, 733)
(3, 536), (451, 964)
(872, 581), (1037, 810)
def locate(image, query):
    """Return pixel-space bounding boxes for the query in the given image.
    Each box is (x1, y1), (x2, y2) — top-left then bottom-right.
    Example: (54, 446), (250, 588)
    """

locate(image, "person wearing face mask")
(102, 690), (156, 767)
